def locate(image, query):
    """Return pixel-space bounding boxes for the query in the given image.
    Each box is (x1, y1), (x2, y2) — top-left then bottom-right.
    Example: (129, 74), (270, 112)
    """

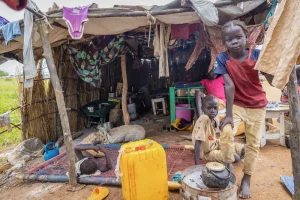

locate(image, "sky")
(0, 0), (172, 75)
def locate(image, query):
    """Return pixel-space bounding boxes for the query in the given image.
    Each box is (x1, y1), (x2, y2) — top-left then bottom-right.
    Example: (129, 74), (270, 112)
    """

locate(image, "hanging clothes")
(66, 45), (102, 88)
(255, 0), (300, 89)
(101, 36), (125, 64)
(153, 24), (160, 58)
(184, 23), (210, 71)
(153, 23), (171, 78)
(63, 5), (90, 40)
(23, 0), (38, 88)
(1, 21), (22, 45)
(171, 23), (199, 40)
(0, 16), (9, 28)
(66, 36), (125, 87)
(168, 39), (188, 50)
(0, 111), (12, 132)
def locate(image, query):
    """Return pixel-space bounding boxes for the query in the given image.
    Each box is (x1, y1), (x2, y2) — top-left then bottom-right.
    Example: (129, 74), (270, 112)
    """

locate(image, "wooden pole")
(36, 22), (77, 186)
(48, 8), (193, 18)
(287, 66), (300, 199)
(20, 74), (27, 141)
(46, 7), (131, 15)
(121, 55), (130, 125)
(56, 47), (64, 138)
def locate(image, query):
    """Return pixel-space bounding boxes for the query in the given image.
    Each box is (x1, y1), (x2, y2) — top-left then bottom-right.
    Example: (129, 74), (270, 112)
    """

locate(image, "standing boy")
(214, 20), (273, 198)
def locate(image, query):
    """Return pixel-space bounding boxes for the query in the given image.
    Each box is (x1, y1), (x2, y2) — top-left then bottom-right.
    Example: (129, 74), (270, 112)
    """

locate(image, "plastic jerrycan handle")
(44, 142), (56, 153)
(124, 142), (153, 153)
(136, 142), (153, 151)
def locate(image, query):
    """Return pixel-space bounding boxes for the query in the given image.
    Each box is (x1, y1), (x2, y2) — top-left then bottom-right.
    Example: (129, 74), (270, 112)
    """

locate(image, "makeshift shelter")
(0, 0), (275, 184)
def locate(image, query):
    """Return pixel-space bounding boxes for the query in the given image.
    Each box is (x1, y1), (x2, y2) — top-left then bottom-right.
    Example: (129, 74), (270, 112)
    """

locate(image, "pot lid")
(206, 162), (225, 172)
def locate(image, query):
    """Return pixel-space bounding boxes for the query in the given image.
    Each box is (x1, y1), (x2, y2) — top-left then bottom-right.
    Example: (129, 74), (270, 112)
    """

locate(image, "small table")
(260, 107), (289, 147)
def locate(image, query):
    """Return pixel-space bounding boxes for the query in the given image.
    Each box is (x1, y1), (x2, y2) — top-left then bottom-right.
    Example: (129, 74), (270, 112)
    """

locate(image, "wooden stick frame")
(36, 22), (77, 186)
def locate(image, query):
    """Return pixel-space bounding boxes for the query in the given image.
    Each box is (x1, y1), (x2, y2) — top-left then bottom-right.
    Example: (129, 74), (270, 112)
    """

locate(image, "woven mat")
(25, 144), (206, 180)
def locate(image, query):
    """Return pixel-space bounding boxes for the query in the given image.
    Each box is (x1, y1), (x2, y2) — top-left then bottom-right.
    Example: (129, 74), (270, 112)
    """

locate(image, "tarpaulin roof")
(0, 0), (268, 54)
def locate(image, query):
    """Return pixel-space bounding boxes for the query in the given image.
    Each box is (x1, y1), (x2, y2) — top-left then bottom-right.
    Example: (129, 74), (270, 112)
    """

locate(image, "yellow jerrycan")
(119, 139), (168, 200)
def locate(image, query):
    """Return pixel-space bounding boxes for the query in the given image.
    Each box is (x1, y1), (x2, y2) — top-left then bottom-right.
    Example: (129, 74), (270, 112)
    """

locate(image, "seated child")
(200, 69), (226, 110)
(193, 95), (245, 165)
(74, 142), (112, 176)
(182, 66), (226, 111)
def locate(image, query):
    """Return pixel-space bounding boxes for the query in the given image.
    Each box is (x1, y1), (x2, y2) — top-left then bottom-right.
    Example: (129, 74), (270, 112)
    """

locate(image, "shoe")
(161, 125), (169, 132)
(170, 125), (177, 132)
(88, 187), (109, 200)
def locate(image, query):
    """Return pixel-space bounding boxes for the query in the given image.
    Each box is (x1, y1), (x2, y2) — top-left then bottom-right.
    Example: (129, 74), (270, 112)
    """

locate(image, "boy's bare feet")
(239, 174), (251, 199)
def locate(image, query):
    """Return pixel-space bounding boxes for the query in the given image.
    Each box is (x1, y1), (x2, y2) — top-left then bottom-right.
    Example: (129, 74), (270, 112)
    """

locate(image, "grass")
(0, 78), (21, 153)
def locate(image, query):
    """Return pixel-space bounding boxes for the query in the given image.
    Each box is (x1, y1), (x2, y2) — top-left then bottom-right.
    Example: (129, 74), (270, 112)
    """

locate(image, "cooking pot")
(202, 162), (231, 189)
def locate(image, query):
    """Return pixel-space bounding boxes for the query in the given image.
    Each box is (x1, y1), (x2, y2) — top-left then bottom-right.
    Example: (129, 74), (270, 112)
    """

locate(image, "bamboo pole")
(287, 66), (300, 199)
(121, 55), (130, 125)
(36, 22), (77, 186)
(48, 8), (193, 18)
(46, 7), (131, 15)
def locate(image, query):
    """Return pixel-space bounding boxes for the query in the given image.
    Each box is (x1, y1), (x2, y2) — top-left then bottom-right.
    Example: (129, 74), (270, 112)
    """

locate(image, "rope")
(148, 23), (152, 47)
(145, 11), (156, 47)
(114, 148), (125, 182)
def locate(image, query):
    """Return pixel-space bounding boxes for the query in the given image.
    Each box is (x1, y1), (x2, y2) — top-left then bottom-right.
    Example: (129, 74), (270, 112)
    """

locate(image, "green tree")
(0, 70), (9, 77)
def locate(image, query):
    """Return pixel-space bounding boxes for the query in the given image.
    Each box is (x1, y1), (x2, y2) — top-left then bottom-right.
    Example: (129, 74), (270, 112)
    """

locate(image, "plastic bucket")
(176, 104), (191, 121)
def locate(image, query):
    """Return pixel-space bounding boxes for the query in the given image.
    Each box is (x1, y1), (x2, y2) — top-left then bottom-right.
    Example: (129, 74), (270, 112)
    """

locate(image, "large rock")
(8, 138), (44, 165)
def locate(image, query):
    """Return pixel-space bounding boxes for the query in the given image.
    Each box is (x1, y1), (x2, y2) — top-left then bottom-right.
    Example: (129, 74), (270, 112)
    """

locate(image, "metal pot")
(180, 165), (238, 200)
(202, 162), (231, 189)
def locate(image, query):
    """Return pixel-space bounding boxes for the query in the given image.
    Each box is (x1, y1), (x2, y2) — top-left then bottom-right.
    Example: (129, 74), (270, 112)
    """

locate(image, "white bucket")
(127, 103), (137, 120)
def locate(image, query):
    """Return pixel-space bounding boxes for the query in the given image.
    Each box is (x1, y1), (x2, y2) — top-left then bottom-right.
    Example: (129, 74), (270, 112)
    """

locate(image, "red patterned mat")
(25, 144), (207, 180)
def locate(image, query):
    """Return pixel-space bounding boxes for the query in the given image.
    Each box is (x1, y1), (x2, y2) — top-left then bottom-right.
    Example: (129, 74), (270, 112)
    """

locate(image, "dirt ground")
(0, 81), (293, 200)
